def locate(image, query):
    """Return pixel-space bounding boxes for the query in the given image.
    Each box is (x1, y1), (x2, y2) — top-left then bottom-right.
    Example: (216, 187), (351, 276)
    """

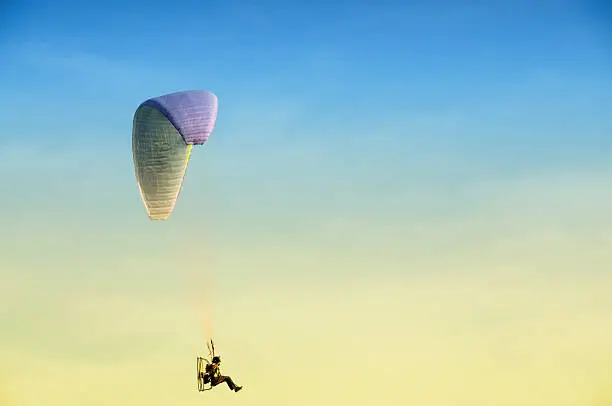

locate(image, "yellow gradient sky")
(1, 143), (612, 406)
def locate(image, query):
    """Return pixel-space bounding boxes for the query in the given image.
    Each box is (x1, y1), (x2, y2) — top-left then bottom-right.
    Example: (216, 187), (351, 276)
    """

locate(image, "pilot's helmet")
(212, 356), (221, 363)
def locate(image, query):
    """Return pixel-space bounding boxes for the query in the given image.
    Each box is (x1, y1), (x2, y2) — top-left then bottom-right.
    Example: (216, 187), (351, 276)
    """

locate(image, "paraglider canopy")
(132, 90), (218, 220)
(139, 90), (218, 145)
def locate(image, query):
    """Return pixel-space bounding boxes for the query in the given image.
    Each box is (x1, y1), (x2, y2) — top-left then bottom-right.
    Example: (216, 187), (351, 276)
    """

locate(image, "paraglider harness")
(197, 340), (217, 392)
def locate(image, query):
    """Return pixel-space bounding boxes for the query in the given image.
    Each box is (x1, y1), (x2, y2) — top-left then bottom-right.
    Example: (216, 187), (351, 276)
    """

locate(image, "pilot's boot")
(234, 386), (243, 392)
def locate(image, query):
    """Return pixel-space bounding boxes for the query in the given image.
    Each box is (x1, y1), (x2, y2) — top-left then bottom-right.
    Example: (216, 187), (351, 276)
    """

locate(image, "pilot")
(207, 356), (242, 392)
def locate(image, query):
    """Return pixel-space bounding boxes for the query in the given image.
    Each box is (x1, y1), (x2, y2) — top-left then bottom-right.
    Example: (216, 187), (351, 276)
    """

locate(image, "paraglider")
(197, 340), (243, 392)
(131, 90), (243, 393)
(131, 90), (218, 220)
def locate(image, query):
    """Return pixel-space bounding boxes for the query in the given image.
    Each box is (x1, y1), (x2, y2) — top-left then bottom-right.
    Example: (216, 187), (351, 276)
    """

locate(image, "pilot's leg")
(215, 376), (240, 391)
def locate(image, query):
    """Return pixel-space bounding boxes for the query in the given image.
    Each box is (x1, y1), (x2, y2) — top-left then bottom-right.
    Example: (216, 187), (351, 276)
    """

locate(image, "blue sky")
(1, 0), (610, 151)
(0, 2), (610, 186)
(1, 0), (611, 251)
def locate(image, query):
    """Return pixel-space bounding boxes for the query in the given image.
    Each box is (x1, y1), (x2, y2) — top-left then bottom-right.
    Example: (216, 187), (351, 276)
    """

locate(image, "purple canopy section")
(139, 90), (218, 145)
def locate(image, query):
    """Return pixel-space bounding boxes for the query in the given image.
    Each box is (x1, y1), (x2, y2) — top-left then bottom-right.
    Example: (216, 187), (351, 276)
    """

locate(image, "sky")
(1, 0), (612, 405)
